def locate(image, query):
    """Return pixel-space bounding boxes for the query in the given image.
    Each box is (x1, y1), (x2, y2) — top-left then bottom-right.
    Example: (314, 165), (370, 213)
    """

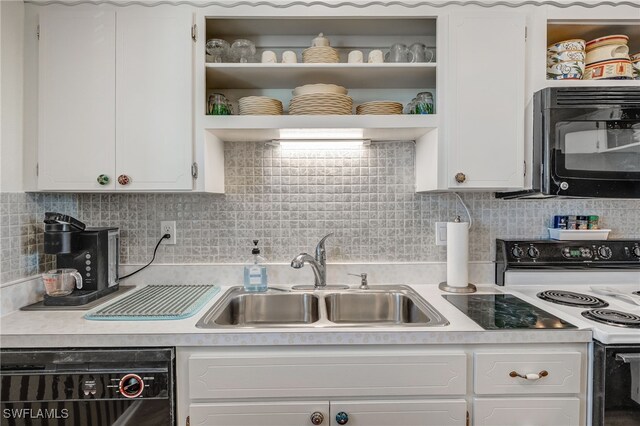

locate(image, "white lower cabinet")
(189, 400), (466, 426)
(473, 397), (581, 426)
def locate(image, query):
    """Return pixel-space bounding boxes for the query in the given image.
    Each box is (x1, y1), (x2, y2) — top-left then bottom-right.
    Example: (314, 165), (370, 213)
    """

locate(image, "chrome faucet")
(291, 233), (333, 289)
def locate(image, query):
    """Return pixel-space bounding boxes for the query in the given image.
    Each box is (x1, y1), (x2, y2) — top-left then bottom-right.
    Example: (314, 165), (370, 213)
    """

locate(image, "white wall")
(0, 0), (25, 192)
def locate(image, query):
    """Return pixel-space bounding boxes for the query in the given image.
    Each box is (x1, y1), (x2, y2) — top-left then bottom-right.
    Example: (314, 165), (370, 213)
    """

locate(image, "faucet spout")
(291, 253), (325, 288)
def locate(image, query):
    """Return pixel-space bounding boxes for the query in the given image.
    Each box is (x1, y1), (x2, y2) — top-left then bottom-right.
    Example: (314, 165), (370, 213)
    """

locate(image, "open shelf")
(203, 114), (438, 142)
(206, 63), (437, 90)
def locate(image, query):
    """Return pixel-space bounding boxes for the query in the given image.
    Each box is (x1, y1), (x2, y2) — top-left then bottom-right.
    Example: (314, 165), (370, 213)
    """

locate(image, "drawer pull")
(509, 370), (549, 380)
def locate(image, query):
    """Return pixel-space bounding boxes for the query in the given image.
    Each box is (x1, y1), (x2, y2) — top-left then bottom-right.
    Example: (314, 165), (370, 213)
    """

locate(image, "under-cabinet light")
(273, 140), (370, 150)
(278, 128), (364, 140)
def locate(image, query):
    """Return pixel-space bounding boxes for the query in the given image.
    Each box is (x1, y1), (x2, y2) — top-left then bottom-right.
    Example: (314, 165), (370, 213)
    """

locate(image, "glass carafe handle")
(71, 270), (83, 290)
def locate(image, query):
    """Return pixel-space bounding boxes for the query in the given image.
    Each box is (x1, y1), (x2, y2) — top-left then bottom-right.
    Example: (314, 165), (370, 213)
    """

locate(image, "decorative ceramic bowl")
(586, 34), (629, 51)
(547, 60), (585, 77)
(631, 58), (640, 80)
(547, 50), (586, 65)
(547, 39), (585, 53)
(547, 73), (583, 80)
(586, 44), (630, 65)
(584, 59), (633, 80)
(630, 52), (640, 62)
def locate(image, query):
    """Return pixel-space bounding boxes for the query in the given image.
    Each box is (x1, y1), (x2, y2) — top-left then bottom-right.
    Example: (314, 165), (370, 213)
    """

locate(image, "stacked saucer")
(289, 93), (352, 115)
(356, 101), (403, 115)
(238, 96), (283, 115)
(302, 46), (340, 63)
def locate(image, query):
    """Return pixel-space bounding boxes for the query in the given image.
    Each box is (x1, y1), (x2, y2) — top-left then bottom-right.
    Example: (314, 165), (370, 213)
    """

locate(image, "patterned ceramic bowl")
(586, 44), (630, 65)
(547, 50), (586, 65)
(630, 52), (640, 62)
(586, 34), (629, 51)
(632, 58), (640, 80)
(584, 59), (633, 80)
(547, 39), (586, 53)
(547, 73), (583, 80)
(546, 60), (585, 77)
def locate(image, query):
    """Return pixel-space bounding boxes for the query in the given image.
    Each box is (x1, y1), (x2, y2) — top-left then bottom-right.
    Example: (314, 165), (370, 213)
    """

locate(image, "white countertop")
(0, 284), (592, 348)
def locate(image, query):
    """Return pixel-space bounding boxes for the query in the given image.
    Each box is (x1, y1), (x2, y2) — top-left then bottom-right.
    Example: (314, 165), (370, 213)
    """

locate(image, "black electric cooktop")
(443, 294), (577, 330)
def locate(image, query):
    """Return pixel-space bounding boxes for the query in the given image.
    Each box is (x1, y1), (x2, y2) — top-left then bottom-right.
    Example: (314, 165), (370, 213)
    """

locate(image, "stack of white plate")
(238, 96), (283, 115)
(356, 101), (403, 115)
(289, 93), (352, 115)
(302, 46), (340, 63)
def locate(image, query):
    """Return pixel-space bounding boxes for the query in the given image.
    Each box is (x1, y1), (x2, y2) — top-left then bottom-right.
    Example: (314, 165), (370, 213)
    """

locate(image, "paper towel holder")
(439, 216), (477, 293)
(438, 281), (477, 293)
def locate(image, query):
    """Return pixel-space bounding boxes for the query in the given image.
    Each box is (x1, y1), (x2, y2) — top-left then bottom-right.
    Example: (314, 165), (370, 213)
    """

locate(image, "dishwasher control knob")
(527, 247), (540, 259)
(119, 374), (144, 398)
(511, 247), (524, 258)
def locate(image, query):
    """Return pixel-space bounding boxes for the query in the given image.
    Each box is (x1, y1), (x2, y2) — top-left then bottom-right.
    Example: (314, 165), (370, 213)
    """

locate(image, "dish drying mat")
(84, 284), (219, 321)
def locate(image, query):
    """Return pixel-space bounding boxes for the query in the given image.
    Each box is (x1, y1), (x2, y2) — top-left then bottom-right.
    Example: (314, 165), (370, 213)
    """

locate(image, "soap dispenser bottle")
(244, 240), (268, 292)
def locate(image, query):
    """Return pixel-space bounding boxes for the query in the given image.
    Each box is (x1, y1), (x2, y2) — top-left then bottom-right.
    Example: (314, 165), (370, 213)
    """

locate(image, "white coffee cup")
(282, 50), (297, 63)
(348, 50), (364, 63)
(261, 50), (277, 63)
(368, 49), (384, 63)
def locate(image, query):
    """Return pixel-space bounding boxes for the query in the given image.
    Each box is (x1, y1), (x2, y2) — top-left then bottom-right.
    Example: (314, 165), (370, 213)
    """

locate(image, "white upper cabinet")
(38, 10), (116, 191)
(417, 11), (526, 191)
(37, 7), (193, 191)
(116, 8), (193, 191)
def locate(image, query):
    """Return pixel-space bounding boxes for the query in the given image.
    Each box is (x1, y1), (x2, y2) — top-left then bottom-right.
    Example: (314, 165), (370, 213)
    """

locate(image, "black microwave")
(498, 86), (640, 199)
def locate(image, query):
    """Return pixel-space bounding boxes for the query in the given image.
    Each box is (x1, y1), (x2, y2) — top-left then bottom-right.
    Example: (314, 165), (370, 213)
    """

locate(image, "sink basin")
(196, 289), (319, 328)
(325, 292), (430, 324)
(196, 285), (448, 328)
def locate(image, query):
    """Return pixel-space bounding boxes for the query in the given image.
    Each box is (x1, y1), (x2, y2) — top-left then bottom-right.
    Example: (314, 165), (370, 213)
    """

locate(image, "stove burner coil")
(581, 309), (640, 328)
(537, 290), (609, 308)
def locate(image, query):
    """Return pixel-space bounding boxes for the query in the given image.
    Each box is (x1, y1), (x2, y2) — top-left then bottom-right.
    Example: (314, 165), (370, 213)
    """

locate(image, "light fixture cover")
(278, 128), (364, 140)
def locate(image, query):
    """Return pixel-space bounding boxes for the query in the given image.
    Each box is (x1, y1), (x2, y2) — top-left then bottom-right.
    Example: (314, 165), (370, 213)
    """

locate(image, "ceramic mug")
(368, 49), (384, 63)
(348, 50), (364, 63)
(261, 50), (277, 63)
(385, 43), (414, 63)
(282, 50), (298, 63)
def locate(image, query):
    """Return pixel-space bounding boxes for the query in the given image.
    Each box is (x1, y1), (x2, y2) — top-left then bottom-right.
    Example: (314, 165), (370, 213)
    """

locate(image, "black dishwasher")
(1, 348), (174, 426)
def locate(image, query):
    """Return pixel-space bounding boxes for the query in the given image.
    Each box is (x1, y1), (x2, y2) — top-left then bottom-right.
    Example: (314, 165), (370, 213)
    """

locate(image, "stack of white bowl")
(547, 39), (586, 80)
(238, 96), (283, 115)
(584, 35), (633, 80)
(289, 84), (352, 115)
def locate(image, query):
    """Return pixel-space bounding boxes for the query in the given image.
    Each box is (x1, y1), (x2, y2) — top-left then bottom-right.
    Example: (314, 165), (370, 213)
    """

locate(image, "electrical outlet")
(160, 221), (177, 245)
(435, 222), (447, 246)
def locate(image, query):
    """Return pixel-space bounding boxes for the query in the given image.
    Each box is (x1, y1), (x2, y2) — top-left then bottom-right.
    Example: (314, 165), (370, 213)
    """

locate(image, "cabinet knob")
(97, 174), (110, 185)
(454, 172), (466, 183)
(335, 412), (349, 425)
(509, 370), (549, 380)
(310, 412), (324, 425)
(117, 174), (131, 186)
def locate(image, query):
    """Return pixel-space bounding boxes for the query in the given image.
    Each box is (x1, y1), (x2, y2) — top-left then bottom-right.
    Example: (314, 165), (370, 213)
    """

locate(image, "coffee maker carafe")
(43, 212), (119, 306)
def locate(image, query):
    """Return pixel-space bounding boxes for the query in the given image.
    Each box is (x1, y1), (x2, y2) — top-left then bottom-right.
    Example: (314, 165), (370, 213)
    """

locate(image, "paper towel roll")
(446, 221), (469, 287)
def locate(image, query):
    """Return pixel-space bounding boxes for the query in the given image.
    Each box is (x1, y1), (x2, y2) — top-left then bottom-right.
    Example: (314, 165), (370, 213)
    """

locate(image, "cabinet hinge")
(191, 24), (197, 42)
(466, 410), (470, 426)
(191, 162), (198, 179)
(36, 163), (39, 176)
(37, 25), (40, 40)
(525, 26), (528, 40)
(524, 160), (526, 177)
(186, 416), (190, 426)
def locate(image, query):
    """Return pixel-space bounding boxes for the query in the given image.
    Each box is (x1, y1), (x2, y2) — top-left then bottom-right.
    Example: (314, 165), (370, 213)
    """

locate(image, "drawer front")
(474, 352), (581, 394)
(190, 401), (328, 426)
(189, 353), (467, 399)
(330, 399), (467, 426)
(473, 397), (580, 426)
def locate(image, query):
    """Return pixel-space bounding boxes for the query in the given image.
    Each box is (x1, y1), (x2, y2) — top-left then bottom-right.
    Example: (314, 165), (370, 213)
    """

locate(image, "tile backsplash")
(2, 141), (639, 284)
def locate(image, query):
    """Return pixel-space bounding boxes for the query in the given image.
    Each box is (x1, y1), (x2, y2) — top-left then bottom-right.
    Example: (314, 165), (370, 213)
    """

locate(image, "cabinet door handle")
(335, 412), (349, 425)
(97, 174), (110, 185)
(117, 174), (131, 186)
(310, 411), (324, 425)
(455, 172), (466, 183)
(509, 370), (549, 380)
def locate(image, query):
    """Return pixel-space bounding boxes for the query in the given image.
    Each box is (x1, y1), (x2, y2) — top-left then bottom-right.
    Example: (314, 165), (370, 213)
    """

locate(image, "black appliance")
(495, 239), (640, 285)
(497, 86), (640, 199)
(43, 212), (119, 306)
(0, 347), (174, 425)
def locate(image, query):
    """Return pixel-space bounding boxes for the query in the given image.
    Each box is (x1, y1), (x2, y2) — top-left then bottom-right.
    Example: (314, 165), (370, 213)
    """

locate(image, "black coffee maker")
(43, 212), (120, 306)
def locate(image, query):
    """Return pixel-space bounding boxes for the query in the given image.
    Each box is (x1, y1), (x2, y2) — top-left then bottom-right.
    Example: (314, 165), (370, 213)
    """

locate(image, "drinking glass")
(231, 39), (256, 63)
(385, 43), (414, 63)
(206, 39), (230, 63)
(408, 43), (435, 63)
(207, 93), (233, 115)
(415, 92), (434, 114)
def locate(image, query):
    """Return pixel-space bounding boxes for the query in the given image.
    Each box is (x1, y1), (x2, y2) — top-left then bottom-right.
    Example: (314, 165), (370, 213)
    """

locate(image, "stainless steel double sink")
(196, 285), (449, 328)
